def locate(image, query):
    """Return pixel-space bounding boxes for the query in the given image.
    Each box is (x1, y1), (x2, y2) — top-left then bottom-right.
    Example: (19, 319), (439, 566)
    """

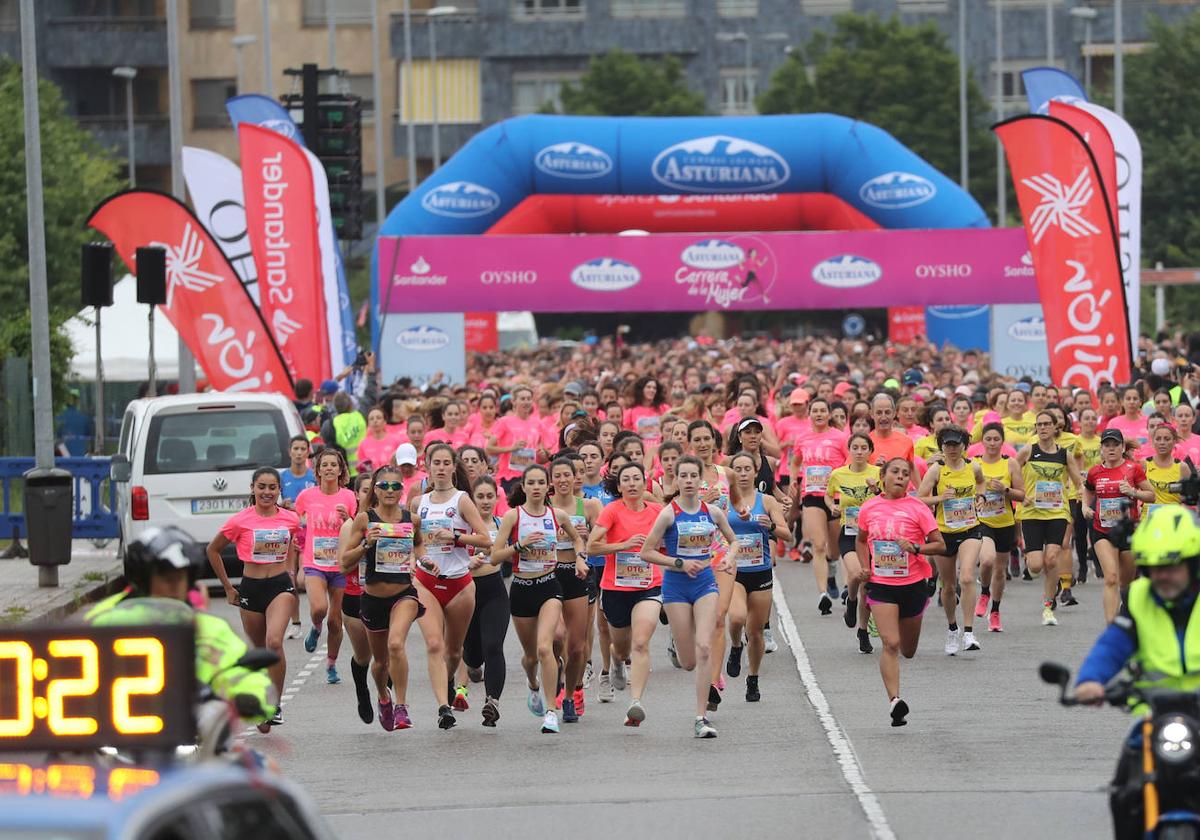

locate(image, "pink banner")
(378, 228), (1034, 313)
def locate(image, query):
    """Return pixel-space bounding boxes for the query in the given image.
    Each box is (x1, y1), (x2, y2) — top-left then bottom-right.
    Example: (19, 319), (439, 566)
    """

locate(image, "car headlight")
(1155, 717), (1196, 765)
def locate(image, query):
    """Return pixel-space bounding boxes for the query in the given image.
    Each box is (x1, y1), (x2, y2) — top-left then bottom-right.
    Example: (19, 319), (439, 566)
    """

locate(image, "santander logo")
(570, 258), (641, 292)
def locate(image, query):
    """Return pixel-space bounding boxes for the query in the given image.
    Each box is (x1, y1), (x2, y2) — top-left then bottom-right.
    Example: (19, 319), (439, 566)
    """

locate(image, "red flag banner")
(87, 190), (293, 393)
(1047, 101), (1120, 239)
(464, 312), (498, 353)
(239, 124), (331, 382)
(994, 115), (1131, 389)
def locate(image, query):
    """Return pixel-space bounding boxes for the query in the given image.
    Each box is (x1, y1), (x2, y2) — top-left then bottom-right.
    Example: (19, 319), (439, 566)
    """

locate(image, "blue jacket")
(1077, 585), (1200, 685)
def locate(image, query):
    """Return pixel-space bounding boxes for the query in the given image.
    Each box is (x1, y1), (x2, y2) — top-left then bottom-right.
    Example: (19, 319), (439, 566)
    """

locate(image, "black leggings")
(1071, 500), (1092, 574)
(463, 572), (509, 700)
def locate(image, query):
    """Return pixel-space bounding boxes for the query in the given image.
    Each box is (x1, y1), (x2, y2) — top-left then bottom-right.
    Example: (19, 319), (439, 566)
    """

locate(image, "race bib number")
(636, 415), (661, 440)
(556, 514), (587, 550)
(510, 448), (535, 468)
(517, 539), (556, 574)
(735, 533), (766, 568)
(1099, 496), (1125, 529)
(1034, 480), (1064, 510)
(979, 490), (1006, 520)
(375, 523), (414, 575)
(422, 516), (454, 556)
(676, 520), (714, 558)
(251, 528), (289, 564)
(805, 465), (832, 493)
(312, 536), (340, 568)
(844, 506), (860, 536)
(871, 540), (909, 578)
(615, 551), (652, 589)
(942, 496), (978, 530)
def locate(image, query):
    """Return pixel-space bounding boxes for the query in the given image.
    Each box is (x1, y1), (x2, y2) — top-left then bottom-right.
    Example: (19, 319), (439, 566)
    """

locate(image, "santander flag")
(994, 115), (1131, 389)
(87, 191), (292, 393)
(239, 124), (331, 382)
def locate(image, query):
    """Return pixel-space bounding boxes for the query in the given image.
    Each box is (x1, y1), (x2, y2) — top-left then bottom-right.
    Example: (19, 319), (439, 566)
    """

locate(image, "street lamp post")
(426, 6), (458, 171)
(370, 0), (386, 226)
(166, 0), (195, 394)
(231, 34), (257, 95)
(402, 0), (416, 190)
(1046, 0), (1054, 64)
(1114, 0), (1124, 115)
(261, 0), (272, 96)
(112, 66), (137, 187)
(958, 0), (968, 189)
(1069, 6), (1097, 98)
(994, 0), (1006, 225)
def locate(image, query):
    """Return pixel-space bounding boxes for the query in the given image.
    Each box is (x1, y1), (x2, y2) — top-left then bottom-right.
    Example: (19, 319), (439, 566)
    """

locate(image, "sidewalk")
(0, 541), (124, 624)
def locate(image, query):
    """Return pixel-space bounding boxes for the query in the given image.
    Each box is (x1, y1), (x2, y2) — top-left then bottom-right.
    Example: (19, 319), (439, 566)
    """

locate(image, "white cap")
(1152, 358), (1172, 376)
(395, 443), (418, 466)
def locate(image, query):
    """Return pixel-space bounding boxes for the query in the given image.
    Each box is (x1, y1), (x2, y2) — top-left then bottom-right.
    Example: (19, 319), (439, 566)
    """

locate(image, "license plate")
(191, 497), (247, 515)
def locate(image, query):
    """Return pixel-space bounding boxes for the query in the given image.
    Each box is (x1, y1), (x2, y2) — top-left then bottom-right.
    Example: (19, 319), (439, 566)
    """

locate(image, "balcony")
(76, 115), (170, 166)
(45, 16), (166, 67)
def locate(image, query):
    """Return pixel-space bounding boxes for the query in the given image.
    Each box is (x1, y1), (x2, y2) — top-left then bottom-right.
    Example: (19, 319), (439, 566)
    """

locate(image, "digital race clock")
(0, 624), (195, 752)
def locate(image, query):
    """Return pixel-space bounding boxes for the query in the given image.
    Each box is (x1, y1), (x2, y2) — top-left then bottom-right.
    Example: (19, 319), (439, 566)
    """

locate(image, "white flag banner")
(1078, 103), (1143, 356)
(181, 146), (259, 303)
(303, 147), (350, 376)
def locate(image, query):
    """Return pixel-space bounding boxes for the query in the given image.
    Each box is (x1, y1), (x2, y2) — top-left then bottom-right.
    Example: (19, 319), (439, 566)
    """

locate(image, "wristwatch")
(674, 558), (684, 569)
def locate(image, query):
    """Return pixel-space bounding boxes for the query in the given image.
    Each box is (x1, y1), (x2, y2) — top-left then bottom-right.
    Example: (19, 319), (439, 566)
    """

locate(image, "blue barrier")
(0, 457), (120, 540)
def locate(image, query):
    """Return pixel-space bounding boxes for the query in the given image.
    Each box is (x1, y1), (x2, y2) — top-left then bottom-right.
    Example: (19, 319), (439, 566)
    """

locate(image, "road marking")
(772, 586), (896, 840)
(243, 646), (326, 735)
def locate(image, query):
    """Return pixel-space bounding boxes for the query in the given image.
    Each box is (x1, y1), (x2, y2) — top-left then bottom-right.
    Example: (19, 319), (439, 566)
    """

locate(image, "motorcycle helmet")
(124, 526), (207, 592)
(1131, 505), (1200, 570)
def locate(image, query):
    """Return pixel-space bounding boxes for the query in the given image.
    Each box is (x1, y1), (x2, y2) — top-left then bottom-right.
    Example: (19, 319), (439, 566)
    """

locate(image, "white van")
(110, 392), (304, 577)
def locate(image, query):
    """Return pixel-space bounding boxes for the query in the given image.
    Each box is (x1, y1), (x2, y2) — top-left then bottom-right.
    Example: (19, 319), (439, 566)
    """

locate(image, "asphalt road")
(215, 561), (1130, 840)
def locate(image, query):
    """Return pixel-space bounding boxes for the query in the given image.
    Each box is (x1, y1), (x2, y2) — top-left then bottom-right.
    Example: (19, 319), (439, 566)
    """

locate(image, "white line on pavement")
(772, 586), (896, 840)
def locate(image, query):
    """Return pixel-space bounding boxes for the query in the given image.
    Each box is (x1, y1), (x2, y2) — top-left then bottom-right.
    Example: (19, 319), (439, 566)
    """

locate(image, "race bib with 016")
(517, 540), (556, 574)
(735, 533), (766, 568)
(844, 506), (861, 536)
(251, 528), (290, 564)
(510, 448), (535, 468)
(675, 520), (714, 557)
(1034, 480), (1063, 510)
(615, 551), (653, 588)
(979, 490), (1006, 519)
(421, 516), (454, 555)
(805, 465), (832, 493)
(942, 496), (977, 530)
(312, 536), (340, 568)
(871, 540), (909, 578)
(1099, 496), (1125, 529)
(375, 522), (414, 575)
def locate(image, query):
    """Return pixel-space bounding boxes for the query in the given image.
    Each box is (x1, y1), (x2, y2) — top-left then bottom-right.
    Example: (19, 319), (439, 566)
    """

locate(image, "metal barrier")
(0, 457), (120, 542)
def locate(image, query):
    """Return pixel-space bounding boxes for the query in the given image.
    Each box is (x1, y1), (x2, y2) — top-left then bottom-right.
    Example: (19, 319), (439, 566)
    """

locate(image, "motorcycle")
(1041, 661), (1200, 840)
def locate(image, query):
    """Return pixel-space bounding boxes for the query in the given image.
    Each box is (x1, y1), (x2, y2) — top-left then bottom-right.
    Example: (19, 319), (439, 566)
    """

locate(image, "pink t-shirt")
(857, 495), (938, 586)
(625, 405), (668, 447)
(775, 415), (812, 478)
(425, 426), (470, 448)
(357, 433), (400, 472)
(1176, 434), (1200, 465)
(902, 424), (930, 442)
(966, 441), (1019, 460)
(1106, 414), (1150, 446)
(220, 506), (300, 566)
(295, 487), (358, 572)
(794, 427), (849, 496)
(490, 413), (543, 480)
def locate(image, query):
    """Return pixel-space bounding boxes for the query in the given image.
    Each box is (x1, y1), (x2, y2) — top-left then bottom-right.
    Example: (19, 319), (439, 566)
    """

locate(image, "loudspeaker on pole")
(81, 242), (114, 308)
(135, 246), (167, 305)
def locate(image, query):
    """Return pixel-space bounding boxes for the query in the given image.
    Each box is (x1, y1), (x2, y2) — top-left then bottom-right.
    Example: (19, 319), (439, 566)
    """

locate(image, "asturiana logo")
(811, 255), (883, 289)
(681, 239), (745, 269)
(570, 258), (641, 292)
(396, 325), (451, 351)
(420, 181), (501, 218)
(652, 135), (790, 193)
(859, 171), (937, 210)
(1008, 316), (1046, 342)
(534, 142), (613, 179)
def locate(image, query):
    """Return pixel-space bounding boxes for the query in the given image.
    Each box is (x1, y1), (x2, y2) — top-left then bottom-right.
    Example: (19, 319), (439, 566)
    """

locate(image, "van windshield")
(143, 410), (289, 475)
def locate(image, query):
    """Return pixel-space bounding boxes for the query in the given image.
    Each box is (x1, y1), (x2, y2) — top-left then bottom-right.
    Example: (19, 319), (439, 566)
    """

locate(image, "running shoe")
(573, 688), (586, 716)
(562, 698), (578, 723)
(867, 615), (879, 637)
(467, 665), (484, 684)
(889, 697), (909, 727)
(857, 628), (873, 654)
(818, 592), (833, 615)
(356, 688), (373, 724)
(962, 631), (981, 651)
(481, 697), (500, 728)
(377, 700), (395, 731)
(1022, 568), (1034, 581)
(726, 645), (743, 678)
(527, 687), (546, 717)
(826, 578), (839, 602)
(286, 621), (302, 640)
(745, 674), (760, 703)
(269, 708), (283, 727)
(840, 586), (849, 604)
(555, 685), (565, 711)
(583, 661), (595, 689)
(1060, 588), (1078, 607)
(612, 660), (628, 691)
(694, 717), (718, 739)
(624, 698), (646, 727)
(542, 710), (560, 733)
(988, 611), (1003, 633)
(667, 637), (682, 669)
(1042, 602), (1058, 626)
(437, 705), (456, 730)
(843, 598), (858, 629)
(326, 664), (340, 684)
(304, 625), (321, 654)
(763, 628), (778, 653)
(800, 539), (814, 562)
(1009, 554), (1021, 579)
(707, 684), (722, 712)
(975, 593), (990, 618)
(598, 672), (614, 703)
(394, 704), (412, 730)
(453, 685), (469, 711)
(944, 628), (961, 656)
(658, 606), (669, 626)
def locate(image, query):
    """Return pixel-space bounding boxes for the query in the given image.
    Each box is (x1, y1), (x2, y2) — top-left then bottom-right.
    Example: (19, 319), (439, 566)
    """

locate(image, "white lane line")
(772, 586), (896, 840)
(242, 645), (327, 735)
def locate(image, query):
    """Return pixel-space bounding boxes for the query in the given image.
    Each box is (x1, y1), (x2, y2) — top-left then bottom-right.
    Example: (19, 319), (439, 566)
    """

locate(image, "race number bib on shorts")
(251, 528), (290, 564)
(805, 465), (832, 493)
(942, 496), (978, 530)
(312, 536), (340, 568)
(735, 533), (766, 568)
(676, 520), (714, 557)
(1034, 481), (1064, 510)
(871, 540), (909, 578)
(1099, 496), (1125, 529)
(615, 551), (653, 589)
(979, 491), (1006, 520)
(375, 523), (414, 575)
(517, 540), (556, 574)
(422, 516), (454, 555)
(510, 448), (535, 468)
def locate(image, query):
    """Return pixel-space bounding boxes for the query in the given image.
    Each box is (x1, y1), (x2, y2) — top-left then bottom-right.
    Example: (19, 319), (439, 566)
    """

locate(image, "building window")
(189, 0), (233, 28)
(302, 0), (372, 26)
(895, 0), (947, 12)
(0, 0), (16, 31)
(800, 0), (851, 13)
(611, 0), (686, 19)
(511, 71), (581, 115)
(719, 68), (756, 115)
(52, 0), (163, 19)
(717, 0), (756, 15)
(342, 74), (375, 120)
(399, 59), (482, 124)
(191, 78), (236, 129)
(512, 0), (585, 20)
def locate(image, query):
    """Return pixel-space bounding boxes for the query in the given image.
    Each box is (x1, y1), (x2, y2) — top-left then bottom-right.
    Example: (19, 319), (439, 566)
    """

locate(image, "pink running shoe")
(975, 594), (990, 618)
(378, 700), (395, 732)
(393, 704), (413, 730)
(988, 611), (1003, 633)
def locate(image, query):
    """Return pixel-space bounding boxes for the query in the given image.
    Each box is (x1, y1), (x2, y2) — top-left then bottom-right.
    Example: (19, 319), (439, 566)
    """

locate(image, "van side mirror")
(110, 454), (131, 483)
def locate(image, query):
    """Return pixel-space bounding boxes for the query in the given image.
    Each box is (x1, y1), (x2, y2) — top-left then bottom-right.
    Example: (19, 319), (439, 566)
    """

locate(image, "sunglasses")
(375, 480), (403, 491)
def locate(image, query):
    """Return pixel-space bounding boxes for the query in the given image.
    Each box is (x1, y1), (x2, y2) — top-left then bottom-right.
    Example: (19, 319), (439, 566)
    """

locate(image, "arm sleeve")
(1076, 612), (1138, 685)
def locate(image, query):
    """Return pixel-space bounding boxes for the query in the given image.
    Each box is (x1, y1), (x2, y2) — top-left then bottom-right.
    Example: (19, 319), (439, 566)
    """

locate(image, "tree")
(757, 13), (995, 211)
(554, 50), (707, 116)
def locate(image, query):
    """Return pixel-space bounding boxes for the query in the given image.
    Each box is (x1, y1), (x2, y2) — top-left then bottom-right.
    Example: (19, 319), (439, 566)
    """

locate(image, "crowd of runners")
(206, 331), (1200, 737)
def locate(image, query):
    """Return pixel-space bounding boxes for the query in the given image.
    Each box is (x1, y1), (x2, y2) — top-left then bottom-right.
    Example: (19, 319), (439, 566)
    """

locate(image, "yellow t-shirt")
(978, 457), (1016, 528)
(826, 464), (882, 536)
(935, 461), (980, 533)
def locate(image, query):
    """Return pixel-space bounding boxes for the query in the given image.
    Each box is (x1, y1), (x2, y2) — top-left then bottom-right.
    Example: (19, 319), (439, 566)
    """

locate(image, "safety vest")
(1128, 577), (1200, 710)
(333, 411), (367, 474)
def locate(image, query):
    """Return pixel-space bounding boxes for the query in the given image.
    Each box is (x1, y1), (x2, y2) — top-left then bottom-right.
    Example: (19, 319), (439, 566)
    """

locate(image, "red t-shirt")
(596, 499), (664, 592)
(1085, 460), (1147, 533)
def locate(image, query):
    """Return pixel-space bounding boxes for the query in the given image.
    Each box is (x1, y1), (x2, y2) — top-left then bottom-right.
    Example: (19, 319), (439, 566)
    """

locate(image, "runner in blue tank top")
(581, 443), (620, 702)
